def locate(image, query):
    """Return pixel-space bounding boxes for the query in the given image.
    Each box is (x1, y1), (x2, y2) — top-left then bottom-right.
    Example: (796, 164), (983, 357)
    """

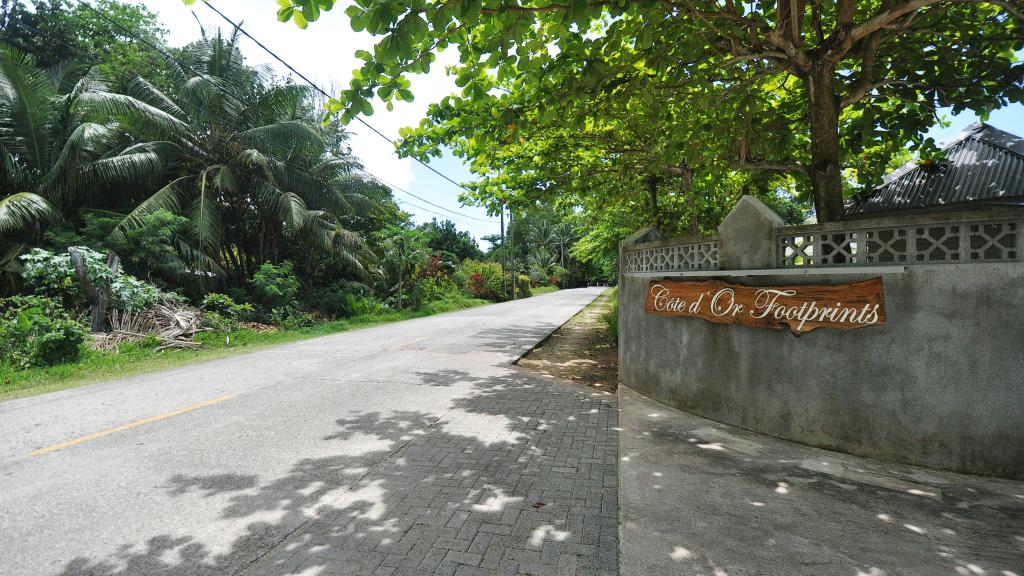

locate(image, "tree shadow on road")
(411, 369), (486, 387)
(469, 324), (563, 355)
(54, 367), (619, 576)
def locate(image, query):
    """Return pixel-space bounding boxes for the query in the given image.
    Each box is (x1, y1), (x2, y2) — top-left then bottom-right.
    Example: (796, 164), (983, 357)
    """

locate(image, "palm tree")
(527, 245), (557, 285)
(0, 48), (57, 240)
(0, 46), (158, 287)
(549, 222), (576, 270)
(527, 218), (555, 253)
(381, 230), (427, 310)
(110, 30), (366, 284)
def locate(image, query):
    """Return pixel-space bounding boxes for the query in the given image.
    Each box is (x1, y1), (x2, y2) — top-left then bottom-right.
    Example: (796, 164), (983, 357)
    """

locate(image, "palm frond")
(234, 120), (323, 152)
(180, 74), (243, 128)
(212, 165), (240, 195)
(0, 46), (58, 170)
(256, 182), (307, 231)
(124, 76), (187, 119)
(314, 157), (358, 179)
(115, 175), (188, 238)
(0, 148), (27, 191)
(41, 121), (119, 199)
(0, 192), (56, 236)
(77, 150), (163, 193)
(75, 91), (192, 143)
(173, 238), (225, 283)
(190, 169), (222, 256)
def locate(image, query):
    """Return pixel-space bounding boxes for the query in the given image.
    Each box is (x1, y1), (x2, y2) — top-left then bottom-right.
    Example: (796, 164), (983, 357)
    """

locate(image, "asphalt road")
(0, 288), (605, 576)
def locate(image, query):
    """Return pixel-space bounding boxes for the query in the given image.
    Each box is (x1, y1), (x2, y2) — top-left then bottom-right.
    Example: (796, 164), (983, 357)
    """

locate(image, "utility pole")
(508, 210), (516, 299)
(500, 206), (507, 297)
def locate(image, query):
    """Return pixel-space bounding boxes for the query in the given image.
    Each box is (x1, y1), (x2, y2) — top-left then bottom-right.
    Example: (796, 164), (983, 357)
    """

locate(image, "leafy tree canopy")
(1, 0), (169, 87)
(266, 0), (1023, 223)
(419, 218), (483, 261)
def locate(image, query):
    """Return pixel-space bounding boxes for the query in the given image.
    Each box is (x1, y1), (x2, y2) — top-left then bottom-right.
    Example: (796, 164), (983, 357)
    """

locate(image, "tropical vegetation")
(0, 1), (598, 386)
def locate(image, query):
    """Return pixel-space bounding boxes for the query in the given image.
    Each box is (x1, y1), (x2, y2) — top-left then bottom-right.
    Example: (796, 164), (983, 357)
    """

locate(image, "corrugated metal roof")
(845, 123), (1024, 217)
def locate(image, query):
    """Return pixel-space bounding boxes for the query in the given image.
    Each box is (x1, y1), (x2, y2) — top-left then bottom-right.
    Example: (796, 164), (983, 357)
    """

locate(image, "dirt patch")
(517, 289), (618, 391)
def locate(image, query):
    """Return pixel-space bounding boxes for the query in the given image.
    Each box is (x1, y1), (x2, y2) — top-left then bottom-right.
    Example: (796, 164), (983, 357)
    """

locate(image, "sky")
(129, 0), (1022, 241)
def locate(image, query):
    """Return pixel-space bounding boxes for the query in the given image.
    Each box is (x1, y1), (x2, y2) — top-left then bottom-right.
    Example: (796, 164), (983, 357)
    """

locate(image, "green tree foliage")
(419, 218), (482, 261)
(250, 261), (301, 310)
(271, 0), (1022, 224)
(44, 210), (194, 290)
(0, 4), (557, 340)
(0, 46), (168, 284)
(111, 31), (368, 285)
(0, 0), (170, 88)
(379, 228), (428, 309)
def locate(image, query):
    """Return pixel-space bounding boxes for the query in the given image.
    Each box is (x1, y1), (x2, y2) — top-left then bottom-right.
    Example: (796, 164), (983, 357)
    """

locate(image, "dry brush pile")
(91, 297), (204, 352)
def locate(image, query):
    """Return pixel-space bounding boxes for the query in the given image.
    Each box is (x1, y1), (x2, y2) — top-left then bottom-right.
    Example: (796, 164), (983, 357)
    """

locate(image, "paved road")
(0, 288), (617, 576)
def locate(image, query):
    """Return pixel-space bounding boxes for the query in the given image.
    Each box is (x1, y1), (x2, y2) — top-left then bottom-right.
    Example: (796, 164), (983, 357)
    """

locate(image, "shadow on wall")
(55, 368), (619, 576)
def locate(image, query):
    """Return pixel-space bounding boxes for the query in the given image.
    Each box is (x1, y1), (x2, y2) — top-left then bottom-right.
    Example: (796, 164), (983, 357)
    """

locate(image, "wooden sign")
(646, 278), (885, 334)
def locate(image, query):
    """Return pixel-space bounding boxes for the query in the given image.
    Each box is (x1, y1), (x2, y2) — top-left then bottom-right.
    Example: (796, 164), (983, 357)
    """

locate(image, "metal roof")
(845, 123), (1024, 217)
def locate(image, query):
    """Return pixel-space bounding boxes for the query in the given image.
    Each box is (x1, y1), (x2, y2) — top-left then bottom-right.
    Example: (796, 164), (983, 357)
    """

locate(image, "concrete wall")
(618, 203), (1024, 479)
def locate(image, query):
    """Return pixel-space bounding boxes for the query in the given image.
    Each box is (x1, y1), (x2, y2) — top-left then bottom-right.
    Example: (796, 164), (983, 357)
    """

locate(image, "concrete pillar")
(620, 227), (664, 249)
(717, 196), (783, 270)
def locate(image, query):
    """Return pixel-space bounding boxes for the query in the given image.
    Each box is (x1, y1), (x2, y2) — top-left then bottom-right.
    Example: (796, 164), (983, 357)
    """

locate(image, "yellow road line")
(29, 394), (237, 457)
(393, 336), (430, 349)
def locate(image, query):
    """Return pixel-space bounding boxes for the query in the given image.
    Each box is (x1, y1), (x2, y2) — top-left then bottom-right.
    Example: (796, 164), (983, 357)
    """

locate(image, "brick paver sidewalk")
(242, 369), (618, 576)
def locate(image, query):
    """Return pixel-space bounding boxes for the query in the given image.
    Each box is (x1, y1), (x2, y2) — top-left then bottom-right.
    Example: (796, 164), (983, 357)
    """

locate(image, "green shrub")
(19, 247), (162, 312)
(302, 285), (351, 318)
(550, 265), (568, 286)
(394, 279), (428, 310)
(251, 261), (300, 309)
(201, 293), (256, 332)
(201, 311), (233, 332)
(45, 210), (191, 289)
(421, 276), (464, 303)
(270, 307), (317, 329)
(603, 287), (619, 344)
(516, 274), (532, 298)
(346, 293), (385, 316)
(201, 293), (255, 319)
(458, 260), (507, 302)
(0, 296), (88, 368)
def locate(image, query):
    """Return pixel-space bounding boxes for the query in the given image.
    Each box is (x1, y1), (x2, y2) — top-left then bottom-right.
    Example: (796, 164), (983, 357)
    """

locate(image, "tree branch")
(737, 159), (808, 173)
(841, 79), (909, 107)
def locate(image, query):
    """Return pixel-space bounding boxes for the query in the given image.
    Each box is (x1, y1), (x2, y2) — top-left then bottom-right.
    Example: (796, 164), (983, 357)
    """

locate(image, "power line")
(350, 165), (492, 223)
(393, 198), (486, 229)
(198, 0), (478, 198)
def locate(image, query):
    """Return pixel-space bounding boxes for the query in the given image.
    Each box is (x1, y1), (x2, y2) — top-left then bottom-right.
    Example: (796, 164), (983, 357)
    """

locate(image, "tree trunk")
(680, 169), (699, 237)
(807, 65), (846, 223)
(69, 248), (120, 332)
(500, 208), (507, 296)
(397, 264), (404, 310)
(646, 175), (660, 228)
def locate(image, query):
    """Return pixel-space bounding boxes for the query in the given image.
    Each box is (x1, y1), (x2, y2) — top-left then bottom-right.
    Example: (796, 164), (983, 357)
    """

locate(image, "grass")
(602, 286), (619, 344)
(530, 285), (561, 295)
(0, 297), (488, 402)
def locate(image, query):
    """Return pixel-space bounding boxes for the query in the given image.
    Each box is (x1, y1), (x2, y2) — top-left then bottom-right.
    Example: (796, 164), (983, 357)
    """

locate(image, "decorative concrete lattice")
(779, 219), (1021, 267)
(622, 241), (719, 273)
